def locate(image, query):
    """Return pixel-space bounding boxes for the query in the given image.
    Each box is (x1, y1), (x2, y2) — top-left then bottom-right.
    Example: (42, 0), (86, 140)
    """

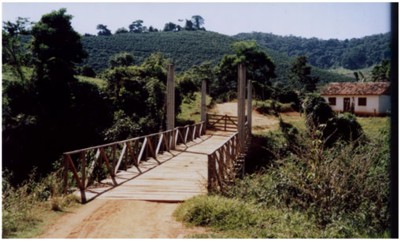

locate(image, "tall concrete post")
(201, 79), (207, 123)
(237, 64), (246, 147)
(247, 79), (252, 135)
(166, 64), (175, 131)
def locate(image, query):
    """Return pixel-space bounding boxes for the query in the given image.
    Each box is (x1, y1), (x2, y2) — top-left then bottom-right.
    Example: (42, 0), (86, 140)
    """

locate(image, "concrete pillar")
(166, 64), (175, 130)
(237, 64), (246, 147)
(247, 79), (252, 135)
(201, 79), (207, 122)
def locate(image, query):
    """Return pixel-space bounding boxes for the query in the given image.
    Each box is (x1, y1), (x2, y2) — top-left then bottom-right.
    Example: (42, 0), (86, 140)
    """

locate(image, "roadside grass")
(2, 169), (81, 238)
(174, 195), (321, 238)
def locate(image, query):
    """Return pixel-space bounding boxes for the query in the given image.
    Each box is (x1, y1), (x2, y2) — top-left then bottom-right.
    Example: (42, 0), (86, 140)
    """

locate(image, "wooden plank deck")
(76, 131), (234, 202)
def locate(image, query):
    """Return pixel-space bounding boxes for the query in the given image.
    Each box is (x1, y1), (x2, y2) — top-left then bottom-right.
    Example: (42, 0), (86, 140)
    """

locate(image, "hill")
(233, 32), (391, 70)
(81, 31), (352, 83)
(81, 31), (235, 72)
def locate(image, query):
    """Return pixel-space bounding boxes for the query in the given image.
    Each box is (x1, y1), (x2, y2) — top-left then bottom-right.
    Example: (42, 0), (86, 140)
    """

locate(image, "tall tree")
(215, 41), (276, 100)
(96, 24), (112, 36)
(191, 15), (205, 30)
(129, 20), (144, 33)
(290, 56), (319, 94)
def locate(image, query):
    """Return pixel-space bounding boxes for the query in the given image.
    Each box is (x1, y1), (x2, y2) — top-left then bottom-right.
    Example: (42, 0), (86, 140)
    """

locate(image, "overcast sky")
(2, 2), (392, 40)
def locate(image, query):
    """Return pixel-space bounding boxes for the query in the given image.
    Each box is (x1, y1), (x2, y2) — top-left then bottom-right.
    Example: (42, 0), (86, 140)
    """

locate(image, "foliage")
(2, 17), (32, 82)
(371, 59), (391, 82)
(235, 32), (391, 70)
(213, 41), (276, 101)
(109, 52), (134, 68)
(290, 56), (319, 94)
(303, 94), (364, 146)
(96, 24), (112, 36)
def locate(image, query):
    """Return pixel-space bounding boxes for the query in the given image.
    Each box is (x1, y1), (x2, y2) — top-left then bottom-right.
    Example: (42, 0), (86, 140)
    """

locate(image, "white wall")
(379, 95), (391, 114)
(322, 95), (387, 115)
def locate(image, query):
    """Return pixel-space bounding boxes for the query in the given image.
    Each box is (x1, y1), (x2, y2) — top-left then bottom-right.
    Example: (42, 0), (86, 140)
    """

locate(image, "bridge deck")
(76, 131), (234, 202)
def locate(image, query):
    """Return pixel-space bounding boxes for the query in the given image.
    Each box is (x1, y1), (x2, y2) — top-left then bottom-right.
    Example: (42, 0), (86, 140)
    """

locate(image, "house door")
(343, 98), (351, 112)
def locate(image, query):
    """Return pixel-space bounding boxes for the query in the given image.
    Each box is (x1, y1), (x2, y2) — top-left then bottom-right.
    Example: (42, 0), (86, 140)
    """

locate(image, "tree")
(115, 27), (128, 34)
(4, 9), (95, 182)
(191, 15), (205, 30)
(290, 56), (319, 94)
(129, 20), (144, 33)
(2, 17), (32, 81)
(163, 22), (179, 32)
(215, 41), (276, 100)
(371, 59), (390, 82)
(184, 19), (194, 31)
(96, 24), (112, 36)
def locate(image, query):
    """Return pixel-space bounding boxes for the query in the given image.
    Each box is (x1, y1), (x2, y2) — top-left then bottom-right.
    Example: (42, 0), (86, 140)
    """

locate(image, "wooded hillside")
(234, 32), (391, 70)
(81, 31), (353, 83)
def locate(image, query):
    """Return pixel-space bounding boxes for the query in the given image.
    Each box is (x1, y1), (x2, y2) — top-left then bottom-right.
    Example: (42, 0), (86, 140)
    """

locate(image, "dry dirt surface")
(40, 200), (207, 238)
(210, 101), (280, 132)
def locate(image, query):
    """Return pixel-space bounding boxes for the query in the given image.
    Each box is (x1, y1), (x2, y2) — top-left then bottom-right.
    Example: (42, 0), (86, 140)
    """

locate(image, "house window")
(328, 97), (336, 106)
(358, 97), (367, 106)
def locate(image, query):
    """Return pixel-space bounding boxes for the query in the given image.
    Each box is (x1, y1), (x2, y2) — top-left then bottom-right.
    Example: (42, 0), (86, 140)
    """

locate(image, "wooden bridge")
(63, 64), (252, 203)
(63, 118), (250, 203)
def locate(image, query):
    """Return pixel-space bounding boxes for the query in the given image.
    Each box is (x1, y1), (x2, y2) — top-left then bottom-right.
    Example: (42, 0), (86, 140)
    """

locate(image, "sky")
(2, 1), (392, 40)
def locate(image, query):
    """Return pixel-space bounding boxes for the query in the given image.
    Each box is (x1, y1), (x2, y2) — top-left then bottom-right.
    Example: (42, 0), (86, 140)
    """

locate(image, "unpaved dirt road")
(40, 101), (278, 238)
(40, 200), (206, 238)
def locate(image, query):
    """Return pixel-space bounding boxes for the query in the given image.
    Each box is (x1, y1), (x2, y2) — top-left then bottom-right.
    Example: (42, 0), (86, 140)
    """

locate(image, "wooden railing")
(207, 123), (251, 192)
(206, 114), (238, 131)
(63, 122), (205, 203)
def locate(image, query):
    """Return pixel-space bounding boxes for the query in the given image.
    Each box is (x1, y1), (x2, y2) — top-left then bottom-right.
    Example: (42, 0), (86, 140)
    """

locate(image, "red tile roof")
(321, 82), (390, 96)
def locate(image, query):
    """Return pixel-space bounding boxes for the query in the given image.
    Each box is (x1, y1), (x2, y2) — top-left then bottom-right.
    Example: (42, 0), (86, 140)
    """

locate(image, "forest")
(2, 8), (392, 238)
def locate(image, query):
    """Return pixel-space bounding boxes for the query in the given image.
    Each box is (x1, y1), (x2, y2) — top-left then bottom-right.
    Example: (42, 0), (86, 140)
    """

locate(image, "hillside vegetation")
(235, 32), (391, 70)
(81, 31), (353, 84)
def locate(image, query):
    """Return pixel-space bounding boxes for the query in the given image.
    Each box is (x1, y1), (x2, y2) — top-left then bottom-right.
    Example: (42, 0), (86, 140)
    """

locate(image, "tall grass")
(2, 166), (79, 238)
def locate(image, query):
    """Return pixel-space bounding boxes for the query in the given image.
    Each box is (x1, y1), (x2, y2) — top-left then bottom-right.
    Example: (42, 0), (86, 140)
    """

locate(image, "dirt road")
(40, 200), (206, 238)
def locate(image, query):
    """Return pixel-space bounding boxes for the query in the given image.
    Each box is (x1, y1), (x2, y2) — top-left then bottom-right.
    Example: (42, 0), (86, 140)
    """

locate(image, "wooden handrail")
(63, 122), (205, 203)
(207, 123), (251, 192)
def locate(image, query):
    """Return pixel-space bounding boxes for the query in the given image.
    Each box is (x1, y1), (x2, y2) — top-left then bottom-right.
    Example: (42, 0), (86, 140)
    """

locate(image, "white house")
(321, 82), (391, 116)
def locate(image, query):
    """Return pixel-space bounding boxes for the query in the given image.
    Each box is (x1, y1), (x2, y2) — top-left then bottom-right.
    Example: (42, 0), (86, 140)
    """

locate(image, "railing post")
(166, 64), (175, 130)
(201, 79), (207, 123)
(238, 64), (246, 147)
(63, 154), (69, 194)
(247, 79), (252, 135)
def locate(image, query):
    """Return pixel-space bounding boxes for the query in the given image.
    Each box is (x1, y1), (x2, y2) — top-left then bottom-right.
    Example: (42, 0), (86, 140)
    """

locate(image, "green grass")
(357, 116), (390, 139)
(178, 92), (212, 123)
(174, 195), (322, 238)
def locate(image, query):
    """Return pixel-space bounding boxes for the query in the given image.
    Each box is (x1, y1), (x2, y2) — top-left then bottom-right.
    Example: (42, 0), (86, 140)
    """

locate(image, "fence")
(206, 114), (239, 131)
(63, 122), (205, 203)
